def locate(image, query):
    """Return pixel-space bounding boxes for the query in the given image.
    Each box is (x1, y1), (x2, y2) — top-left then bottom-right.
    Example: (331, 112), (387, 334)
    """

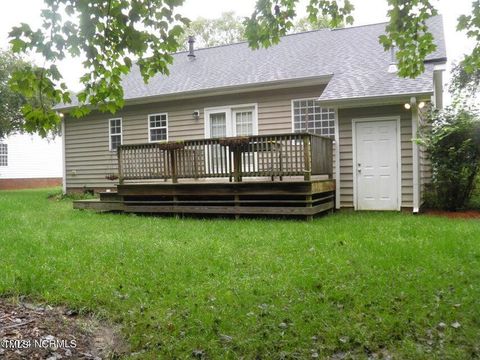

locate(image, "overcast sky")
(0, 0), (475, 98)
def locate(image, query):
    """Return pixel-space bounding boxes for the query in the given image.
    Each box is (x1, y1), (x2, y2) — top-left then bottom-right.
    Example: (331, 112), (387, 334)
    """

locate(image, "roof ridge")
(332, 14), (443, 32)
(174, 27), (337, 55)
(174, 14), (444, 54)
(173, 19), (397, 55)
(332, 20), (388, 31)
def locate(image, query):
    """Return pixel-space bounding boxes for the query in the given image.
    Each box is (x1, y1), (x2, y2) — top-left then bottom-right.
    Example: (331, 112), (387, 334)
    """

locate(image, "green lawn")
(1, 189), (479, 359)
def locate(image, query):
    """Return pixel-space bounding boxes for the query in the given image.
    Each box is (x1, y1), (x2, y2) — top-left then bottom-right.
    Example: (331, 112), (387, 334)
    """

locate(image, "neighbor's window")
(292, 99), (335, 138)
(149, 113), (168, 142)
(0, 143), (7, 166)
(109, 118), (122, 151)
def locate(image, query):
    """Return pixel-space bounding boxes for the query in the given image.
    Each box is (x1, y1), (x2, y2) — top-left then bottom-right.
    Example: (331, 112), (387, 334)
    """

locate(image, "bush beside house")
(420, 105), (480, 211)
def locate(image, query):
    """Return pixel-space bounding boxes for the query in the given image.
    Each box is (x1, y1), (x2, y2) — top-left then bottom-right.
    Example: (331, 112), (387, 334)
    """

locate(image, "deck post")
(170, 150), (178, 183)
(303, 134), (312, 181)
(233, 148), (242, 182)
(117, 146), (124, 185)
(305, 194), (313, 221)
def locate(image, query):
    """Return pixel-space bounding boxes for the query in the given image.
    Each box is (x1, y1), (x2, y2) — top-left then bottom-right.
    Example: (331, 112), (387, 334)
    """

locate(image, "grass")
(1, 189), (479, 359)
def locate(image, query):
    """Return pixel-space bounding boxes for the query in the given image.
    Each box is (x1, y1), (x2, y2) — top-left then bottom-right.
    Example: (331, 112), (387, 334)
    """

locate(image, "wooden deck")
(73, 178), (335, 219)
(74, 133), (335, 219)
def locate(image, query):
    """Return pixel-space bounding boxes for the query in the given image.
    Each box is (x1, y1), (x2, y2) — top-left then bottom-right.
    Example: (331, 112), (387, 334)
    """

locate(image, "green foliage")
(178, 12), (336, 50)
(178, 12), (246, 49)
(0, 51), (27, 139)
(420, 105), (480, 210)
(8, 0), (480, 136)
(379, 0), (438, 78)
(291, 15), (343, 32)
(450, 62), (480, 99)
(9, 0), (189, 134)
(457, 1), (480, 75)
(468, 175), (480, 209)
(1, 189), (480, 358)
(244, 0), (353, 50)
(451, 1), (480, 98)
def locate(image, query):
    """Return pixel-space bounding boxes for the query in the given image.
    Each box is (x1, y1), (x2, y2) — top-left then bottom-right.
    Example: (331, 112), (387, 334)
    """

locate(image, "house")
(0, 133), (62, 190)
(59, 16), (446, 216)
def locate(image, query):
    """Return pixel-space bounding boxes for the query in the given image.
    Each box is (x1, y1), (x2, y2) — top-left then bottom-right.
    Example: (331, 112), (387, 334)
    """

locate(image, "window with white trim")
(292, 99), (335, 138)
(149, 113), (168, 142)
(0, 143), (7, 166)
(234, 109), (254, 136)
(109, 118), (122, 151)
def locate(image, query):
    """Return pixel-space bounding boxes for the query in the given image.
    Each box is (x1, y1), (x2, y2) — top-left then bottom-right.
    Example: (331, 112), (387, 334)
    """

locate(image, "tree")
(291, 16), (341, 33)
(0, 51), (27, 139)
(450, 63), (480, 101)
(178, 12), (336, 50)
(8, 0), (480, 136)
(178, 12), (246, 49)
(419, 104), (480, 210)
(9, 0), (189, 135)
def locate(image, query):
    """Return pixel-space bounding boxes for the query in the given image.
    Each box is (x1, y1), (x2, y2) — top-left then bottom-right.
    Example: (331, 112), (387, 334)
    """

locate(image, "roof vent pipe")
(388, 46), (397, 73)
(188, 36), (195, 60)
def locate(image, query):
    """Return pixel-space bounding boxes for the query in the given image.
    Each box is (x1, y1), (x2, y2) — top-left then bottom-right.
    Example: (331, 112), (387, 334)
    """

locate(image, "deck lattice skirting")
(74, 133), (335, 219)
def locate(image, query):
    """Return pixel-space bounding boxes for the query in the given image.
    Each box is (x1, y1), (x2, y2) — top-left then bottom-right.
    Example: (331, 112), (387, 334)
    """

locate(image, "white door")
(355, 120), (399, 210)
(205, 106), (257, 174)
(205, 106), (256, 138)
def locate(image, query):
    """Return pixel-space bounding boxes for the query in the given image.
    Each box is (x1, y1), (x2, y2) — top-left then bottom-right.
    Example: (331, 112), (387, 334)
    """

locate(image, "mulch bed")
(0, 298), (127, 359)
(423, 209), (480, 219)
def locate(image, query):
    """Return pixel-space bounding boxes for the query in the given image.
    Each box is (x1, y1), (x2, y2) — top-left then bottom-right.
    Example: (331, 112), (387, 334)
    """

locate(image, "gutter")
(317, 91), (434, 108)
(56, 75), (333, 113)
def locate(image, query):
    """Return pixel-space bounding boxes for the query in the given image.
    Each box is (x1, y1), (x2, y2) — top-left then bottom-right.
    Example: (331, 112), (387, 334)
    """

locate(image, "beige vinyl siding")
(64, 85), (329, 190)
(337, 105), (413, 208)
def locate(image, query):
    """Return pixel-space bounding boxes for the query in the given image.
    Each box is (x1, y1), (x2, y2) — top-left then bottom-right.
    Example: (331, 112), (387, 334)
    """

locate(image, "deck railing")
(117, 133), (333, 183)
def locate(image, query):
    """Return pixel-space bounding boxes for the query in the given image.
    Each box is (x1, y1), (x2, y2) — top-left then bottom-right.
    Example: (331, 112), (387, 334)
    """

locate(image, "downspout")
(334, 108), (341, 209)
(61, 116), (67, 194)
(411, 97), (420, 213)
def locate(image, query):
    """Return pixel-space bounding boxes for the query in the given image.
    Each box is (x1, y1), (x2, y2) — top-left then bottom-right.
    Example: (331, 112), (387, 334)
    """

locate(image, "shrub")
(420, 105), (480, 211)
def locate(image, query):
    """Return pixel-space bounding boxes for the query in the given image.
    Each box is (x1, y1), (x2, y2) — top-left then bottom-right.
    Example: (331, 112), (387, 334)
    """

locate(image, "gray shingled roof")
(61, 16), (446, 108)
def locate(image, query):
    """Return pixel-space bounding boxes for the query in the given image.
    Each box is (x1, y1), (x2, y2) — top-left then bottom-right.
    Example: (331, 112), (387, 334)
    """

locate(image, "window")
(0, 143), (7, 166)
(109, 118), (122, 151)
(209, 112), (227, 138)
(205, 104), (257, 138)
(292, 99), (335, 138)
(234, 109), (254, 136)
(149, 113), (168, 142)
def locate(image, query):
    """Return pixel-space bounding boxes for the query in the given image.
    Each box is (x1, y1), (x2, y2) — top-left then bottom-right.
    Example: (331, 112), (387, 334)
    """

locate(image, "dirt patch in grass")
(423, 209), (480, 219)
(0, 298), (127, 359)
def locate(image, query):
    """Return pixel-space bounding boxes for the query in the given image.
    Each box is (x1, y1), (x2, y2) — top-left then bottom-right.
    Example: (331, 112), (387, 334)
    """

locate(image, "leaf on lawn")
(192, 349), (206, 358)
(451, 321), (461, 329)
(339, 336), (349, 344)
(437, 322), (447, 330)
(219, 334), (233, 343)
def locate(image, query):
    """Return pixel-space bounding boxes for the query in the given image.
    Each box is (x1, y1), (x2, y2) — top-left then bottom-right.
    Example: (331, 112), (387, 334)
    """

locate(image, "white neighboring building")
(0, 133), (62, 190)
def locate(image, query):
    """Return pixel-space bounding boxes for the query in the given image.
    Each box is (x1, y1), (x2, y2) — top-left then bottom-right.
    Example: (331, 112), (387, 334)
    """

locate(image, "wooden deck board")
(74, 179), (335, 219)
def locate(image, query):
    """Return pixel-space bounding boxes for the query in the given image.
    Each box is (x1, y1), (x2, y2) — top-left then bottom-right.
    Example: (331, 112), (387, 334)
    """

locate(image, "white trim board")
(351, 116), (402, 211)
